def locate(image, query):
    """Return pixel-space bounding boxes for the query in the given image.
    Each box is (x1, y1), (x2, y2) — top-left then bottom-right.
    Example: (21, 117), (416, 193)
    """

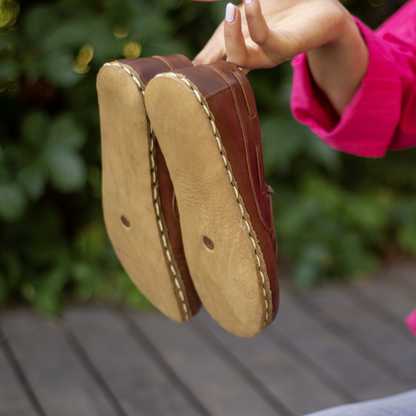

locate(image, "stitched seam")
(255, 144), (264, 194)
(204, 85), (229, 99)
(156, 71), (272, 326)
(206, 66), (274, 234)
(152, 55), (175, 71)
(103, 62), (190, 321)
(233, 70), (255, 118)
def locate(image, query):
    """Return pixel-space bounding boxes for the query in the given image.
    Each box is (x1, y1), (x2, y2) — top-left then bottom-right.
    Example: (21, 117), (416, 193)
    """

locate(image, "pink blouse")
(291, 0), (416, 338)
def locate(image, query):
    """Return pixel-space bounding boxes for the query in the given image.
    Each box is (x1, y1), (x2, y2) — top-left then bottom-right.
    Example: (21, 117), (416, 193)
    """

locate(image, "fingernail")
(225, 3), (236, 23)
(245, 0), (253, 4)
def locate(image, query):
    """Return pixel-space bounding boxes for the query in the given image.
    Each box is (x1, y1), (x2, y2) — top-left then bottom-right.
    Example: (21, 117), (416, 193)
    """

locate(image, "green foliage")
(0, 0), (414, 313)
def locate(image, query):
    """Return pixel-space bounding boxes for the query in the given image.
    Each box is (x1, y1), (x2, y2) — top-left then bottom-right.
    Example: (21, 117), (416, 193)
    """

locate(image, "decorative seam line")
(155, 72), (270, 325)
(103, 62), (190, 321)
(207, 65), (274, 235)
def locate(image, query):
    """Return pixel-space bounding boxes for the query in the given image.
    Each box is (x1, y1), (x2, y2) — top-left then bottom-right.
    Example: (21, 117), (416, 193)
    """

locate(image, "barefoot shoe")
(97, 55), (201, 322)
(145, 61), (279, 337)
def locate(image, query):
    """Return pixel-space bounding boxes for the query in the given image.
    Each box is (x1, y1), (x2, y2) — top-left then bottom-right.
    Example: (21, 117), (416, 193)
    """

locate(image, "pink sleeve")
(291, 0), (416, 157)
(406, 309), (416, 339)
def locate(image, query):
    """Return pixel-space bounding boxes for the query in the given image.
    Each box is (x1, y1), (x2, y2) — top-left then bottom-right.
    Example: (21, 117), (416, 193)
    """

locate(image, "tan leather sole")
(146, 73), (271, 337)
(97, 63), (193, 322)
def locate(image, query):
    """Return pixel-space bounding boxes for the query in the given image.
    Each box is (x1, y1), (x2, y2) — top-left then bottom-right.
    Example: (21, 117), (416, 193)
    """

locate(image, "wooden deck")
(1, 262), (415, 416)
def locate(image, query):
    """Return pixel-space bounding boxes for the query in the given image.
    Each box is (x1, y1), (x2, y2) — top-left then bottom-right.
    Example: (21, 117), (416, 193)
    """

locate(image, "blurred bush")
(0, 0), (414, 313)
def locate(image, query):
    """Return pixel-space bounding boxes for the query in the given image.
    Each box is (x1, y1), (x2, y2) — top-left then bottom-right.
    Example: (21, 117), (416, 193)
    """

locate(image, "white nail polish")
(225, 3), (236, 23)
(245, 0), (253, 4)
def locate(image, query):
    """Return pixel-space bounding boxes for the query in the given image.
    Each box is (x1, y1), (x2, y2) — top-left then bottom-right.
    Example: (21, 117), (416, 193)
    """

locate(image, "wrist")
(307, 11), (369, 115)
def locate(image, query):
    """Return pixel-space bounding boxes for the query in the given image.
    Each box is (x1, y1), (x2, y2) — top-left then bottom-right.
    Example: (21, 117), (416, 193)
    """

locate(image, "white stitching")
(162, 234), (168, 248)
(103, 62), (190, 322)
(215, 136), (222, 151)
(157, 72), (270, 326)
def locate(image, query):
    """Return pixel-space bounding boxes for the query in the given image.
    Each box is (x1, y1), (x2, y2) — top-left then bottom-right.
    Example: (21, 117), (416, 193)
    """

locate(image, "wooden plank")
(305, 284), (416, 387)
(269, 294), (408, 401)
(129, 309), (281, 416)
(0, 342), (38, 416)
(195, 309), (346, 416)
(393, 262), (416, 296)
(64, 306), (204, 416)
(353, 263), (416, 322)
(1, 309), (119, 416)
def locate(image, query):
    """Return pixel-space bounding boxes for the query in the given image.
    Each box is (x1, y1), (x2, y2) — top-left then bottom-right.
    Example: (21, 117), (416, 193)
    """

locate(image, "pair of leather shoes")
(97, 55), (279, 337)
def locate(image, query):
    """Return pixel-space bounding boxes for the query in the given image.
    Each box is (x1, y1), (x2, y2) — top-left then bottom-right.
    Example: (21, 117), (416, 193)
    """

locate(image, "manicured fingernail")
(245, 0), (253, 4)
(225, 3), (236, 23)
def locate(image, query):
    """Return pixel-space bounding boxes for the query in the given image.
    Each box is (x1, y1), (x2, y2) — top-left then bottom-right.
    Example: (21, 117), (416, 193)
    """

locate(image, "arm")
(194, 0), (368, 115)
(306, 13), (368, 116)
(292, 0), (416, 156)
(195, 0), (416, 157)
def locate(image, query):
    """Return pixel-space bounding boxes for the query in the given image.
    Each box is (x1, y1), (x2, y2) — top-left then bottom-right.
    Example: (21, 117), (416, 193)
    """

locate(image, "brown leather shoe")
(145, 61), (279, 337)
(97, 55), (201, 322)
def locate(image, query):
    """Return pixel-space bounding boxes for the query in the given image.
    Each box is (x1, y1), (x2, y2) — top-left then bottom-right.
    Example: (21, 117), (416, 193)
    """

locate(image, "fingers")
(244, 0), (284, 65)
(244, 0), (269, 46)
(225, 0), (285, 69)
(193, 21), (227, 65)
(224, 3), (249, 67)
(195, 0), (282, 68)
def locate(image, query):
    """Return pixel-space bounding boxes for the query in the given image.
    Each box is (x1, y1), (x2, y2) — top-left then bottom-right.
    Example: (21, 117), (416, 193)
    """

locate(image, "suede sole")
(145, 73), (272, 337)
(97, 62), (193, 322)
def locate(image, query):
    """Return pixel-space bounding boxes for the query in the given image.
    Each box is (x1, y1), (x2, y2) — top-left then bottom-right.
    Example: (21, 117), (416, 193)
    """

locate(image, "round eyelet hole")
(121, 215), (131, 228)
(203, 236), (214, 250)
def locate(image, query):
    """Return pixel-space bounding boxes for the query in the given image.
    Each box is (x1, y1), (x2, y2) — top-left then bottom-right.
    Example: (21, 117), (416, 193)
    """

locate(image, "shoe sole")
(97, 62), (193, 322)
(146, 72), (274, 337)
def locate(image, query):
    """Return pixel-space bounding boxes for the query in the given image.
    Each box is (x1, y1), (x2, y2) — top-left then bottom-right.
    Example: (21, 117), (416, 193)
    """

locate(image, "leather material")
(118, 55), (202, 316)
(170, 62), (279, 320)
(120, 55), (192, 85)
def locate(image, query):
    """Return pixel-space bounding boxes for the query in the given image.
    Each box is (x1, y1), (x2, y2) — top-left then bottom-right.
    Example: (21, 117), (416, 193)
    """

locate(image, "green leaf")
(142, 37), (191, 58)
(45, 150), (86, 192)
(293, 260), (320, 288)
(23, 5), (59, 44)
(0, 144), (4, 165)
(17, 159), (48, 200)
(343, 196), (388, 231)
(130, 8), (175, 38)
(398, 223), (416, 256)
(43, 17), (93, 51)
(336, 232), (377, 276)
(0, 183), (27, 221)
(1, 252), (22, 291)
(22, 111), (50, 148)
(33, 287), (62, 315)
(0, 60), (20, 83)
(47, 114), (86, 150)
(306, 133), (340, 172)
(261, 117), (304, 174)
(45, 53), (83, 88)
(302, 176), (343, 216)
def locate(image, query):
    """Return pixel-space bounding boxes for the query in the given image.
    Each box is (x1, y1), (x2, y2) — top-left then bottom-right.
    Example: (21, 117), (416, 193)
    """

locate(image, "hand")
(195, 0), (356, 68)
(194, 0), (368, 115)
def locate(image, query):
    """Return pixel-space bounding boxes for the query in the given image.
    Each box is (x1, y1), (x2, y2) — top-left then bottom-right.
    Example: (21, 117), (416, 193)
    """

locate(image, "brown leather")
(266, 184), (278, 260)
(155, 141), (201, 314)
(120, 54), (192, 84)
(170, 62), (279, 320)
(119, 55), (202, 315)
(172, 192), (180, 221)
